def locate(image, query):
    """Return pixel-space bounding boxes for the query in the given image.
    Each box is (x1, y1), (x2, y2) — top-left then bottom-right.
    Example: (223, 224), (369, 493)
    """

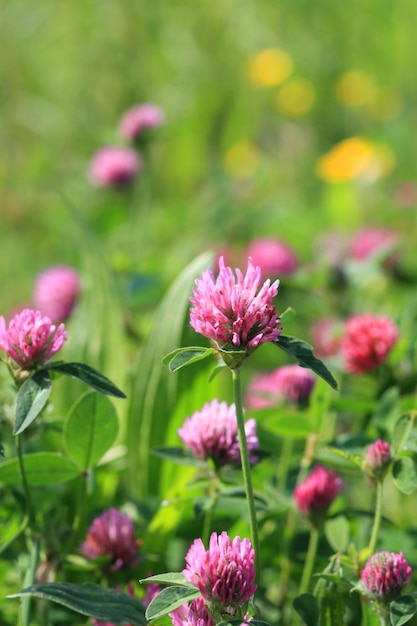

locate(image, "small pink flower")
(246, 237), (298, 278)
(294, 465), (344, 524)
(80, 508), (140, 572)
(360, 551), (412, 601)
(347, 227), (399, 263)
(246, 364), (316, 409)
(183, 531), (257, 615)
(178, 399), (258, 467)
(342, 314), (399, 374)
(364, 440), (392, 479)
(119, 103), (165, 141)
(190, 257), (281, 367)
(33, 266), (80, 323)
(169, 597), (215, 626)
(311, 317), (343, 359)
(88, 146), (142, 187)
(0, 308), (67, 369)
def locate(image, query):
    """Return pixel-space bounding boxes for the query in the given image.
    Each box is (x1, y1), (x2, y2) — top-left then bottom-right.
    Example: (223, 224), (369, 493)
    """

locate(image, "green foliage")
(162, 347), (216, 372)
(0, 452), (79, 485)
(293, 594), (320, 626)
(14, 370), (52, 435)
(146, 586), (201, 621)
(390, 596), (417, 626)
(47, 362), (126, 398)
(273, 335), (338, 390)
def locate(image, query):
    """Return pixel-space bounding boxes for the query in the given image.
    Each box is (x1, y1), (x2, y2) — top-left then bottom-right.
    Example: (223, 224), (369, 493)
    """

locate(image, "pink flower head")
(0, 308), (67, 369)
(178, 399), (258, 467)
(294, 465), (344, 526)
(170, 597), (215, 626)
(183, 531), (257, 615)
(342, 314), (399, 374)
(190, 257), (281, 367)
(364, 439), (392, 480)
(246, 364), (316, 409)
(347, 227), (399, 263)
(360, 551), (412, 602)
(33, 266), (80, 323)
(246, 237), (298, 278)
(119, 103), (165, 141)
(311, 317), (343, 359)
(80, 508), (140, 572)
(88, 146), (142, 187)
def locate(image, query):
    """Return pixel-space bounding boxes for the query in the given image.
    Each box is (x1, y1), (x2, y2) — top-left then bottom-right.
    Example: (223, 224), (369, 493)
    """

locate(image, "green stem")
(299, 526), (320, 594)
(16, 434), (35, 524)
(368, 480), (383, 555)
(276, 437), (294, 491)
(232, 368), (260, 574)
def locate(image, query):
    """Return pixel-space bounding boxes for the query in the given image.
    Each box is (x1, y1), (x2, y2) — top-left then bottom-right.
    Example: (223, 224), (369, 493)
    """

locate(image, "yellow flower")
(334, 70), (377, 107)
(367, 87), (402, 121)
(246, 48), (293, 88)
(275, 77), (316, 117)
(223, 141), (259, 178)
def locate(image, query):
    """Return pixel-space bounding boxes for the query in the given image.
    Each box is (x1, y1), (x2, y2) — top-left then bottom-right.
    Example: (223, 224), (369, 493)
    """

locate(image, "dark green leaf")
(64, 392), (119, 470)
(392, 412), (417, 456)
(293, 593), (320, 626)
(392, 457), (417, 494)
(140, 573), (191, 587)
(162, 347), (215, 372)
(145, 586), (201, 621)
(0, 453), (80, 486)
(152, 446), (208, 468)
(8, 583), (146, 625)
(14, 370), (52, 435)
(47, 362), (126, 398)
(273, 335), (338, 390)
(391, 595), (417, 626)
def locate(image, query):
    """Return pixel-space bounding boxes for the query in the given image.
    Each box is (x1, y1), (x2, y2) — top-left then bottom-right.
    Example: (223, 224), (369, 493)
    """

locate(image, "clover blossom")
(183, 531), (257, 617)
(363, 439), (392, 481)
(347, 227), (399, 263)
(169, 597), (215, 626)
(0, 308), (67, 370)
(80, 508), (140, 572)
(119, 103), (165, 141)
(178, 399), (258, 468)
(342, 314), (399, 374)
(88, 146), (142, 187)
(190, 257), (281, 368)
(359, 551), (412, 606)
(246, 237), (298, 278)
(33, 266), (80, 323)
(246, 364), (316, 409)
(294, 465), (344, 527)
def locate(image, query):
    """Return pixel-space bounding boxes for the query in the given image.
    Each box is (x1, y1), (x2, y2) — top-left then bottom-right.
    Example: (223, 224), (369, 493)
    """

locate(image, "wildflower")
(334, 70), (377, 108)
(363, 440), (392, 480)
(310, 318), (343, 359)
(80, 508), (140, 572)
(190, 257), (281, 368)
(245, 365), (316, 409)
(88, 146), (142, 187)
(223, 141), (259, 179)
(246, 48), (293, 88)
(341, 314), (398, 374)
(359, 551), (412, 608)
(33, 266), (80, 323)
(178, 399), (258, 468)
(169, 598), (215, 626)
(245, 238), (298, 278)
(183, 531), (257, 617)
(347, 227), (399, 264)
(275, 77), (316, 117)
(0, 308), (67, 370)
(316, 137), (374, 183)
(119, 103), (165, 141)
(294, 465), (344, 527)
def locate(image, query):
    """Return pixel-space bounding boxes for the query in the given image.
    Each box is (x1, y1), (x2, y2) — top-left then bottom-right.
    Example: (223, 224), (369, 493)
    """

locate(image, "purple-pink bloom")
(0, 308), (67, 369)
(169, 598), (215, 626)
(347, 227), (399, 262)
(183, 531), (257, 614)
(190, 257), (281, 366)
(88, 146), (142, 187)
(246, 237), (298, 278)
(341, 314), (399, 374)
(245, 364), (316, 409)
(119, 103), (165, 141)
(178, 399), (258, 467)
(80, 508), (140, 572)
(294, 465), (344, 524)
(360, 551), (412, 601)
(364, 440), (392, 480)
(33, 266), (80, 323)
(311, 317), (343, 359)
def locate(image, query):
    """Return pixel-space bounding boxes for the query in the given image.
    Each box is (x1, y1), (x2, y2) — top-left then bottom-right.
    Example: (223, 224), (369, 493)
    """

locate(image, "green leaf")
(259, 411), (318, 438)
(47, 362), (126, 398)
(0, 452), (80, 486)
(273, 335), (338, 390)
(392, 457), (417, 494)
(140, 573), (191, 587)
(8, 582), (146, 625)
(293, 593), (320, 626)
(324, 446), (363, 470)
(392, 412), (417, 456)
(152, 446), (208, 468)
(14, 370), (52, 435)
(145, 586), (201, 621)
(162, 347), (215, 372)
(391, 595), (417, 626)
(64, 392), (119, 470)
(324, 515), (350, 553)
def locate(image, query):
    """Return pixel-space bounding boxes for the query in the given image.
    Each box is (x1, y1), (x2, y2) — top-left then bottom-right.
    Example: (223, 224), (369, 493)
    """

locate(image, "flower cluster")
(80, 508), (140, 572)
(359, 551), (412, 604)
(33, 266), (80, 323)
(342, 314), (399, 374)
(178, 399), (258, 467)
(246, 364), (316, 409)
(190, 257), (281, 367)
(0, 308), (67, 370)
(294, 465), (344, 527)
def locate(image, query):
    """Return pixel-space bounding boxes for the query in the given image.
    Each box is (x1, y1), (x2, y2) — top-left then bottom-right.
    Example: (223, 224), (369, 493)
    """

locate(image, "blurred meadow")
(2, 1), (417, 625)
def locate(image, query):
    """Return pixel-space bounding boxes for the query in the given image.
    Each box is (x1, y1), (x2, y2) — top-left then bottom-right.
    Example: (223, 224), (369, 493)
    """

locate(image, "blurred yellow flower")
(275, 77), (316, 116)
(246, 48), (293, 88)
(334, 70), (377, 107)
(224, 141), (260, 178)
(316, 137), (395, 183)
(367, 87), (402, 121)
